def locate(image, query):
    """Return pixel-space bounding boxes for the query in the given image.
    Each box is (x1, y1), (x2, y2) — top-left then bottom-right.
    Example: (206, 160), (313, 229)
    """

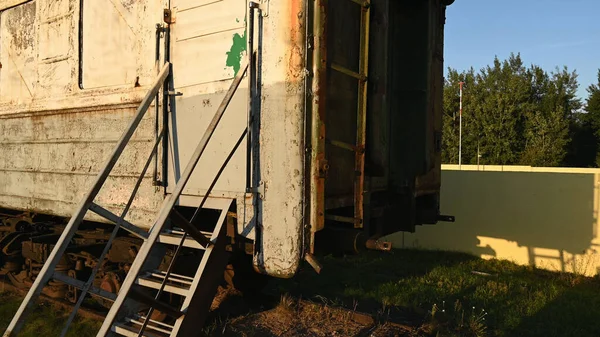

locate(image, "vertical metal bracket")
(305, 254), (322, 274)
(164, 8), (176, 24)
(257, 181), (265, 200)
(249, 181), (266, 200)
(247, 181), (266, 200)
(317, 158), (329, 178)
(250, 0), (269, 16)
(260, 0), (269, 17)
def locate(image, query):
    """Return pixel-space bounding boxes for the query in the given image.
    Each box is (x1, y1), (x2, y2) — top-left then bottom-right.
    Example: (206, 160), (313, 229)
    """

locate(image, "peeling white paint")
(0, 0), (306, 278)
(252, 0), (305, 277)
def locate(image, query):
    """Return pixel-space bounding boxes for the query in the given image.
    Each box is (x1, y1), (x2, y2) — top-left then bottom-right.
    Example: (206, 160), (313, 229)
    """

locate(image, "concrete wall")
(389, 165), (600, 276)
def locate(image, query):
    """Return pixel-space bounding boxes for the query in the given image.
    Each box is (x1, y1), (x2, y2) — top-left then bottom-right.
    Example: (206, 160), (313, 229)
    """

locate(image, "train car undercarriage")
(0, 208), (264, 319)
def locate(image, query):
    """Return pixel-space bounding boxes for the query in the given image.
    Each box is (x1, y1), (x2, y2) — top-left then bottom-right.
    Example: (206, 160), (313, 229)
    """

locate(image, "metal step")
(94, 55), (245, 337)
(144, 270), (194, 284)
(112, 319), (172, 337)
(128, 288), (184, 318)
(135, 271), (192, 297)
(168, 210), (211, 247)
(2, 63), (173, 337)
(157, 228), (213, 249)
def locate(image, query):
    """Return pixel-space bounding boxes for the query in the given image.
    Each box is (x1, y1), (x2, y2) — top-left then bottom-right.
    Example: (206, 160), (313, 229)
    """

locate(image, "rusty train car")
(0, 0), (454, 327)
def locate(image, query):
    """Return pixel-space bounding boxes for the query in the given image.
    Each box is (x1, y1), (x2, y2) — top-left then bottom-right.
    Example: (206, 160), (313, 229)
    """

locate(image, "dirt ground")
(5, 249), (599, 336)
(0, 281), (423, 337)
(202, 287), (422, 337)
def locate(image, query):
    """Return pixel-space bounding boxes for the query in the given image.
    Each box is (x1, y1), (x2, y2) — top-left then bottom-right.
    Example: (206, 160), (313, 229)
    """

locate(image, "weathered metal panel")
(252, 0), (306, 277)
(167, 89), (248, 194)
(309, 0), (448, 236)
(0, 0), (166, 230)
(324, 0), (360, 199)
(0, 1), (37, 103)
(170, 0), (245, 87)
(167, 0), (306, 277)
(415, 0), (445, 198)
(81, 0), (160, 88)
(387, 0), (430, 194)
(0, 106), (163, 227)
(168, 0), (249, 239)
(168, 0), (247, 194)
(38, 0), (71, 60)
(37, 0), (75, 97)
(0, 0), (29, 11)
(0, 0), (163, 108)
(365, 0), (390, 185)
(0, 0), (305, 279)
(309, 0), (327, 238)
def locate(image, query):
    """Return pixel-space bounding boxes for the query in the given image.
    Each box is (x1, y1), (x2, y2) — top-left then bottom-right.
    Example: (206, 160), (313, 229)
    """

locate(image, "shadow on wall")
(389, 166), (600, 276)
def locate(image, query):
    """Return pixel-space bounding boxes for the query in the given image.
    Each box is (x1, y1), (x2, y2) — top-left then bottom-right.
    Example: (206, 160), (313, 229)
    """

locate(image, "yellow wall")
(389, 165), (600, 276)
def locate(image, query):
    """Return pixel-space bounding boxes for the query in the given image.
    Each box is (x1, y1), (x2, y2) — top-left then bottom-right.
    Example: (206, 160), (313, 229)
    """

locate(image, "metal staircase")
(3, 50), (251, 336)
(102, 196), (232, 337)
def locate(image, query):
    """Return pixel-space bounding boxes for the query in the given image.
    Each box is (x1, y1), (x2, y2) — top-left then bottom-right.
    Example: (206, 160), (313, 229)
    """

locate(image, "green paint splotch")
(225, 28), (247, 76)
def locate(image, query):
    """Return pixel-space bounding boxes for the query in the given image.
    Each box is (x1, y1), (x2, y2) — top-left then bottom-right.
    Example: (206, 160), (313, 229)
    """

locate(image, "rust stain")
(310, 0), (327, 234)
(286, 0), (304, 83)
(289, 0), (302, 39)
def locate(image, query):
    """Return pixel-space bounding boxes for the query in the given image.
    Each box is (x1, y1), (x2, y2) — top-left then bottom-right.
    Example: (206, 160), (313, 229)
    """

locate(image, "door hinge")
(260, 0), (269, 17)
(317, 159), (329, 178)
(164, 8), (176, 24)
(248, 181), (266, 200)
(250, 0), (269, 16)
(167, 91), (183, 97)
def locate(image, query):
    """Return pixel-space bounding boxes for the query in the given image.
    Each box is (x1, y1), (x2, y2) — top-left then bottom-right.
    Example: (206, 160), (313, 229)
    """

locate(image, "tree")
(586, 70), (600, 138)
(564, 111), (597, 167)
(520, 107), (569, 166)
(521, 66), (579, 166)
(442, 54), (580, 167)
(473, 54), (530, 165)
(582, 70), (600, 166)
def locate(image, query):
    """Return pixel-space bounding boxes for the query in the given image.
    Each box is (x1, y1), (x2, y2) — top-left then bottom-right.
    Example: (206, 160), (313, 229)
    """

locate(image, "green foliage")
(270, 250), (600, 337)
(585, 70), (600, 137)
(0, 294), (100, 336)
(429, 300), (488, 337)
(442, 53), (584, 167)
(583, 70), (600, 166)
(564, 111), (597, 167)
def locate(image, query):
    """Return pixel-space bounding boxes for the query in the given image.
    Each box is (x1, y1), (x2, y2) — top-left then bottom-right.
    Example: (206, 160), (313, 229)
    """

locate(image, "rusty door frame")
(308, 0), (371, 253)
(308, 0), (327, 254)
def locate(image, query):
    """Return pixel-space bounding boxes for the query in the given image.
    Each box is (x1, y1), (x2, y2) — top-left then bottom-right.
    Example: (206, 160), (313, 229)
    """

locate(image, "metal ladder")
(324, 0), (370, 229)
(3, 54), (250, 336)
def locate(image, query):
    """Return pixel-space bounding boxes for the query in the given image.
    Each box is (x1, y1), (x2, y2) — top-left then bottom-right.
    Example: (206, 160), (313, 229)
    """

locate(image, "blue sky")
(444, 0), (600, 100)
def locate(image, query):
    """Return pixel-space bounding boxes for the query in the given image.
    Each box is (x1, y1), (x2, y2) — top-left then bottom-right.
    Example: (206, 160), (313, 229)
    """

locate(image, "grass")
(0, 293), (100, 337)
(267, 249), (600, 337)
(1, 249), (599, 336)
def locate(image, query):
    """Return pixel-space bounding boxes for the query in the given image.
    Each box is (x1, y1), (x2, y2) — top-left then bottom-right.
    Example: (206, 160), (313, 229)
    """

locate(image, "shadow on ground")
(247, 249), (600, 337)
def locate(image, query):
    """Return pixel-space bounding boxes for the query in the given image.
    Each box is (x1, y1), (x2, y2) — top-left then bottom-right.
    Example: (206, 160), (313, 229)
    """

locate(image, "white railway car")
(1, 0), (454, 334)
